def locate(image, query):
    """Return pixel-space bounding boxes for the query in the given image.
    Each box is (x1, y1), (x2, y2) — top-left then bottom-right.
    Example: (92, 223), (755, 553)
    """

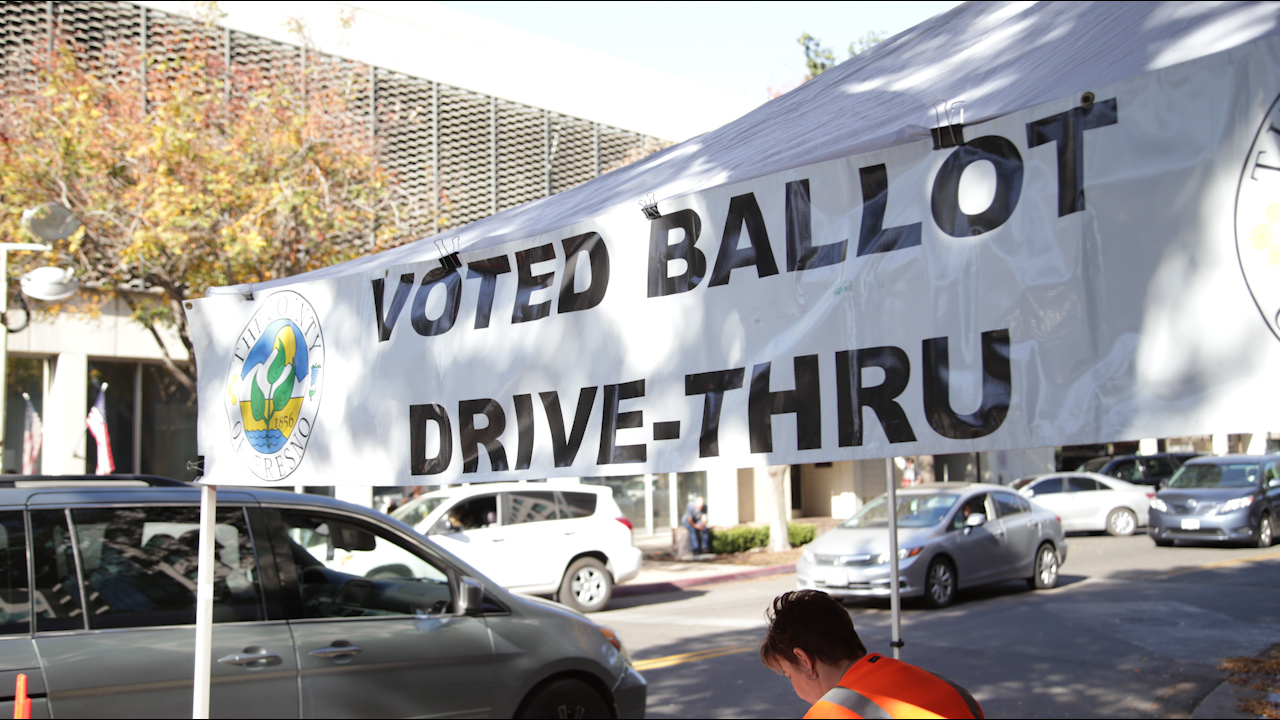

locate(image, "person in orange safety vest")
(761, 590), (983, 719)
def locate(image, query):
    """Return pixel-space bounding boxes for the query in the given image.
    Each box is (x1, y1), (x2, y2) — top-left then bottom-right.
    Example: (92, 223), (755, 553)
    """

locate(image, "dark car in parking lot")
(1078, 452), (1201, 488)
(1148, 455), (1280, 547)
(0, 475), (645, 718)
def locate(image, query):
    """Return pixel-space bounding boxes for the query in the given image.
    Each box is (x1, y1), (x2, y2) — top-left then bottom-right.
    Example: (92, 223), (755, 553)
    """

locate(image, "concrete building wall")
(737, 468), (755, 523)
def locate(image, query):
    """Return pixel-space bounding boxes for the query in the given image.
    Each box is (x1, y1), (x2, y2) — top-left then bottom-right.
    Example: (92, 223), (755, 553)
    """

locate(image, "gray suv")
(0, 476), (645, 718)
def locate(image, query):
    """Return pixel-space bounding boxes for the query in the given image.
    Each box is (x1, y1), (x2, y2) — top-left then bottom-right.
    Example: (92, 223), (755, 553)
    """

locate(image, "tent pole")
(885, 458), (902, 660)
(192, 484), (217, 719)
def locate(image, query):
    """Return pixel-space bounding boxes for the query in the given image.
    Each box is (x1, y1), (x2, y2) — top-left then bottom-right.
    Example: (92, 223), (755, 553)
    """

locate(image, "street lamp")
(0, 203), (82, 472)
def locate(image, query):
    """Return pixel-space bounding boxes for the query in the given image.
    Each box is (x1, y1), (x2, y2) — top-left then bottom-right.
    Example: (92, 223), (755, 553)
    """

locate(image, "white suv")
(392, 483), (642, 612)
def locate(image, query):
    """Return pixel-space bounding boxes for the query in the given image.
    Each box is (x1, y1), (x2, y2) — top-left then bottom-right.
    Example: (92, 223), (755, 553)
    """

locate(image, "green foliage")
(0, 28), (413, 393)
(799, 31), (886, 80)
(709, 523), (818, 554)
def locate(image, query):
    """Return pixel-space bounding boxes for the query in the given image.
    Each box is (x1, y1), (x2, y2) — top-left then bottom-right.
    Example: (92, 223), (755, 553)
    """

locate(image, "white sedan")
(1015, 472), (1154, 535)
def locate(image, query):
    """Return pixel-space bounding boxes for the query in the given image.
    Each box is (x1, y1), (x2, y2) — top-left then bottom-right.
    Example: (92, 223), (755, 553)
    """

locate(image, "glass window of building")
(3, 356), (45, 473)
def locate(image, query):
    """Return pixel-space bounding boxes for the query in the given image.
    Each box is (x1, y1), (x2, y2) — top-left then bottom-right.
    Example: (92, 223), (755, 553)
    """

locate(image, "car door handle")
(309, 643), (363, 660)
(491, 537), (505, 542)
(217, 649), (283, 667)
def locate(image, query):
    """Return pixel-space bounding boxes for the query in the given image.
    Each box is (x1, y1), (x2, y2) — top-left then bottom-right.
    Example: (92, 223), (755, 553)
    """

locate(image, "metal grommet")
(1081, 91), (1095, 108)
(184, 302), (193, 309)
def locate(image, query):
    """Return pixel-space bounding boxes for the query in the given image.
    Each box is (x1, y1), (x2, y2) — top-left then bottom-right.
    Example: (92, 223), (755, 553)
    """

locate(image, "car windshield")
(391, 496), (447, 527)
(842, 493), (960, 529)
(1166, 463), (1260, 489)
(1078, 457), (1109, 472)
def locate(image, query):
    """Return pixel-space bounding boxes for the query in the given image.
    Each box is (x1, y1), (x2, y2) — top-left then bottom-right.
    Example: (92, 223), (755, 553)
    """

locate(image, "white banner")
(190, 36), (1280, 487)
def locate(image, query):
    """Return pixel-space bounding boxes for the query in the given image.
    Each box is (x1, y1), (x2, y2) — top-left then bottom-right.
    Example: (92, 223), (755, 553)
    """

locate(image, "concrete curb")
(1189, 678), (1262, 719)
(613, 563), (795, 597)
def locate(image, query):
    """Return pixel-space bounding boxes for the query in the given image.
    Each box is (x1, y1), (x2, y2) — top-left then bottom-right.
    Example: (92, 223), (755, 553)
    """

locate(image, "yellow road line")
(1149, 549), (1280, 578)
(633, 643), (758, 672)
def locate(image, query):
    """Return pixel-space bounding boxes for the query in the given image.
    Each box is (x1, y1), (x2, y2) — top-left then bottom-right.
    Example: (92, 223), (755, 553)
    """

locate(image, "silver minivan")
(0, 476), (645, 718)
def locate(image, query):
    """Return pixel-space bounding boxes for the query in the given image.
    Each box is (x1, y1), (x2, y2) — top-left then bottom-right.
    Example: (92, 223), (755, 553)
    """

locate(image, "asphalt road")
(598, 534), (1280, 718)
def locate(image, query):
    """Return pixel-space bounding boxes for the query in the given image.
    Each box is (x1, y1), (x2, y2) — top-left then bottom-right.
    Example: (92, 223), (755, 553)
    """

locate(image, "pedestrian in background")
(760, 590), (983, 718)
(682, 496), (710, 555)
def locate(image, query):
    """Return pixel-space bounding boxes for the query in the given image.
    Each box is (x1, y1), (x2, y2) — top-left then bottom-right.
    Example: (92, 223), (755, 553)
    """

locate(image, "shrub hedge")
(709, 523), (817, 554)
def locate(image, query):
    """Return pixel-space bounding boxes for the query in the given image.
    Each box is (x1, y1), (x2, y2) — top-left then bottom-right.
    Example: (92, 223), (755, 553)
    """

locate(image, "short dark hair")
(760, 590), (867, 670)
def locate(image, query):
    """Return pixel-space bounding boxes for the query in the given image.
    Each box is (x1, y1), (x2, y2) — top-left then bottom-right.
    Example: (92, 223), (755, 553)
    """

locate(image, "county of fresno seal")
(224, 291), (324, 480)
(1237, 92), (1280, 342)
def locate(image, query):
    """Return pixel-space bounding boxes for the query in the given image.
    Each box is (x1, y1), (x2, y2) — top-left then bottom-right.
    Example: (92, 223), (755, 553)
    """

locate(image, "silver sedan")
(1015, 471), (1154, 535)
(796, 483), (1068, 608)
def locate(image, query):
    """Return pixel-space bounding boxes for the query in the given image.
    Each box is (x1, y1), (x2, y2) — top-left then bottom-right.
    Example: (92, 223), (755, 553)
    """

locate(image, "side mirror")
(1269, 478), (1280, 489)
(965, 513), (987, 528)
(1024, 490), (1035, 498)
(457, 576), (485, 616)
(428, 519), (450, 536)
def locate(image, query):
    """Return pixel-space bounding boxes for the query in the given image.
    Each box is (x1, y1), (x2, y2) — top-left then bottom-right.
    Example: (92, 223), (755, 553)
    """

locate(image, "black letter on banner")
(930, 136), (1024, 237)
(710, 193), (779, 286)
(372, 273), (415, 342)
(857, 165), (922, 256)
(466, 255), (511, 330)
(648, 209), (706, 297)
(512, 243), (556, 323)
(598, 380), (646, 464)
(922, 329), (1011, 439)
(686, 368), (745, 458)
(458, 399), (508, 473)
(748, 356), (821, 453)
(836, 347), (916, 446)
(787, 179), (847, 271)
(540, 388), (598, 467)
(1026, 98), (1118, 216)
(410, 404), (452, 476)
(410, 267), (463, 337)
(513, 393), (534, 471)
(558, 232), (610, 313)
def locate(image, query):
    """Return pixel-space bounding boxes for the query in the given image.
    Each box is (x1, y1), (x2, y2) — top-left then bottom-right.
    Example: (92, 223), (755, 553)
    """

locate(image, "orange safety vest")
(803, 654), (984, 719)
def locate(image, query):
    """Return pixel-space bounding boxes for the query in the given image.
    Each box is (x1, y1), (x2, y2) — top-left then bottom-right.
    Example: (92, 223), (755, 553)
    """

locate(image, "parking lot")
(599, 534), (1280, 718)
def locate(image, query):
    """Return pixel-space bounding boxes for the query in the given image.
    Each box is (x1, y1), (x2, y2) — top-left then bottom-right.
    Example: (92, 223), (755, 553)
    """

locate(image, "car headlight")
(801, 549), (816, 564)
(876, 547), (923, 565)
(1215, 496), (1254, 514)
(1150, 497), (1168, 512)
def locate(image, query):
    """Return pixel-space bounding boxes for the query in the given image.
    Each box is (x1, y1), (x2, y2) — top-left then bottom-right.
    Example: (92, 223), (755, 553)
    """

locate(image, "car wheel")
(516, 678), (611, 719)
(1028, 543), (1059, 590)
(558, 557), (613, 613)
(1258, 514), (1273, 548)
(1106, 508), (1137, 536)
(924, 558), (956, 609)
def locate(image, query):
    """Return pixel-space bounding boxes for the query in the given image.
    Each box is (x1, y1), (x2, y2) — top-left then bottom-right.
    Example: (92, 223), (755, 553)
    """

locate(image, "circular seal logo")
(1236, 93), (1280, 342)
(223, 291), (324, 481)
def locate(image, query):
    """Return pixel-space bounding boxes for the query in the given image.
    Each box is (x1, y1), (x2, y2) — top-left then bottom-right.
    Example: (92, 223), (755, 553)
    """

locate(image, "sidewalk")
(615, 531), (795, 597)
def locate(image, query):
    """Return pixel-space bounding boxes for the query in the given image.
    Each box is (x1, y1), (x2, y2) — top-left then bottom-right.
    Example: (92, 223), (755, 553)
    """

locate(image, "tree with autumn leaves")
(0, 25), (412, 395)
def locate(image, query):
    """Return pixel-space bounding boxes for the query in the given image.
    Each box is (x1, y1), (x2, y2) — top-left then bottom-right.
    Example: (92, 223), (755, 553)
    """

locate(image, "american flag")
(86, 384), (114, 475)
(21, 393), (41, 475)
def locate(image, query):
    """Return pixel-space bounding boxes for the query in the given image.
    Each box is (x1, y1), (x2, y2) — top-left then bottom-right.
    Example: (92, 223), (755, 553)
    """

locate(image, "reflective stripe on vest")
(817, 687), (893, 719)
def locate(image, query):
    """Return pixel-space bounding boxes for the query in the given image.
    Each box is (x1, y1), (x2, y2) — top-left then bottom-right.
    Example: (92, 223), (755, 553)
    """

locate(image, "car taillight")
(616, 517), (633, 532)
(1055, 515), (1062, 525)
(1145, 491), (1156, 499)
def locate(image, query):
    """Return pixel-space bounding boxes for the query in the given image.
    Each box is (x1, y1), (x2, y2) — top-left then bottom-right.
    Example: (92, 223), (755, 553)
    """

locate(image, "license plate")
(824, 569), (848, 587)
(1181, 518), (1201, 530)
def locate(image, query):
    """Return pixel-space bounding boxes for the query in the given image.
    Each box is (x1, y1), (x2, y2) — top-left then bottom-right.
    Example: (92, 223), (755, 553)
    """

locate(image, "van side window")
(504, 492), (560, 525)
(0, 512), (29, 634)
(558, 492), (597, 519)
(31, 510), (83, 632)
(282, 512), (453, 619)
(444, 494), (498, 531)
(69, 507), (264, 629)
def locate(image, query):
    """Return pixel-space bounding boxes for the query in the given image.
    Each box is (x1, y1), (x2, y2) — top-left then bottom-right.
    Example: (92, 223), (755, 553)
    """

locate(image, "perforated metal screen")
(0, 1), (671, 237)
